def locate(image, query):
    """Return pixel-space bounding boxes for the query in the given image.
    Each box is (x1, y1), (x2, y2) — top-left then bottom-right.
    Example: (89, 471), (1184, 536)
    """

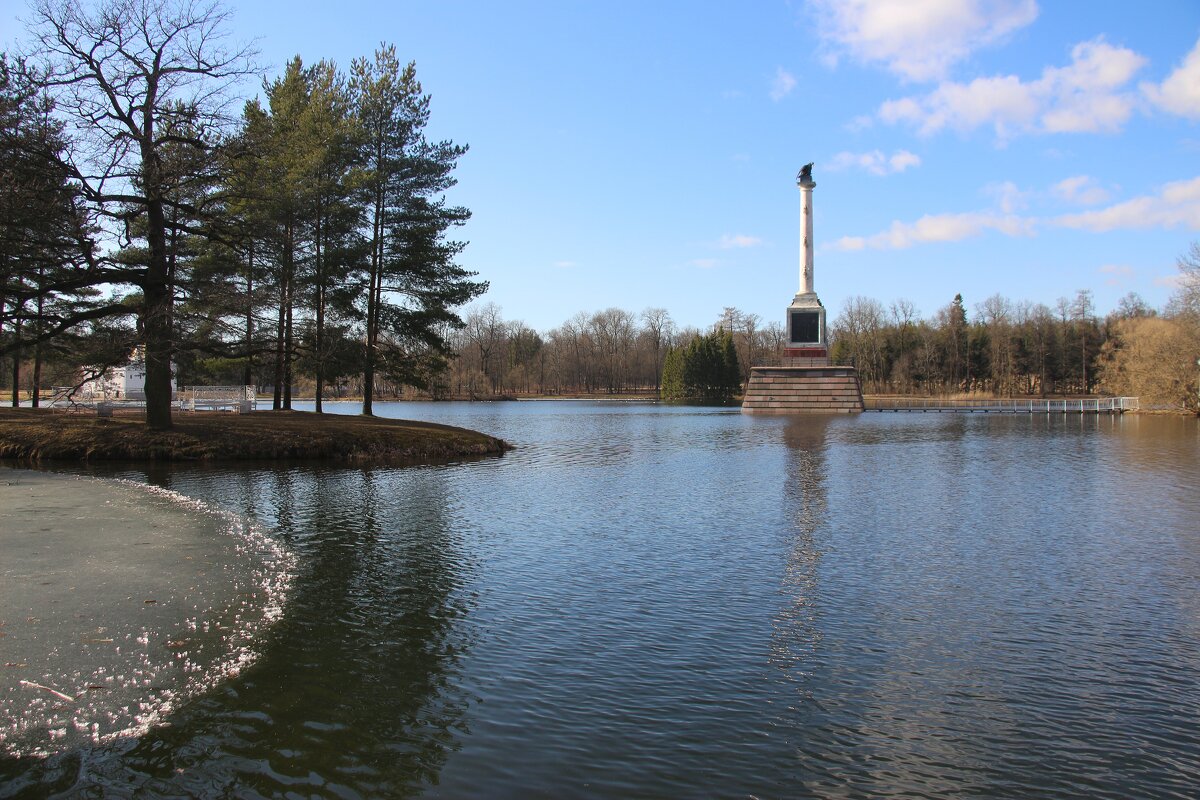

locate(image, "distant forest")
(438, 264), (1200, 411)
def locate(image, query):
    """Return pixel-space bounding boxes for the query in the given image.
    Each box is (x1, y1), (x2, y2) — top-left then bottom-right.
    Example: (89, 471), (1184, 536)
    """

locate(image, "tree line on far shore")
(829, 284), (1195, 403)
(411, 253), (1200, 410)
(829, 254), (1199, 411)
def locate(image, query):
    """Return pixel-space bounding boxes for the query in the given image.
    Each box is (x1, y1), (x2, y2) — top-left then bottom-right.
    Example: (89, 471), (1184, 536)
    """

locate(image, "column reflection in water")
(47, 464), (477, 798)
(770, 416), (830, 697)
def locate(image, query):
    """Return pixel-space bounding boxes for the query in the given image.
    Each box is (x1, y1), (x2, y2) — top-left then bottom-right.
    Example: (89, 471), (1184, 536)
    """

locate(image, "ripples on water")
(2, 403), (1199, 798)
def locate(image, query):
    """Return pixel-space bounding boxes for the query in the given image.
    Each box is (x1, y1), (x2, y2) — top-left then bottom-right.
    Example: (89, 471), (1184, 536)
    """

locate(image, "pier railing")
(864, 397), (1139, 413)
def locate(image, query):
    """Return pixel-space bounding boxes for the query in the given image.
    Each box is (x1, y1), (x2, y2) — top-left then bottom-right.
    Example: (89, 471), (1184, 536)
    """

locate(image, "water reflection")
(771, 417), (830, 687)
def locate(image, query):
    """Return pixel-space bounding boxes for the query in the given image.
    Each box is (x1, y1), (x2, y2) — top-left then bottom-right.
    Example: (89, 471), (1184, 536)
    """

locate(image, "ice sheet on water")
(0, 470), (294, 758)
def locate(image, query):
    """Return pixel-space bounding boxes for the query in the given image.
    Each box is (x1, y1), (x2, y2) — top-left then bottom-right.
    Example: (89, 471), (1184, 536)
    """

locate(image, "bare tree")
(1099, 316), (1200, 411)
(640, 307), (673, 391)
(1072, 289), (1096, 392)
(977, 294), (1013, 394)
(740, 312), (760, 380)
(464, 302), (505, 394)
(1166, 241), (1200, 320)
(23, 0), (255, 428)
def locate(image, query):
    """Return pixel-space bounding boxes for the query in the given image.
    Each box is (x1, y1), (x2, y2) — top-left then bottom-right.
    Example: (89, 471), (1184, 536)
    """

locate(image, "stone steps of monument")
(748, 371), (854, 381)
(743, 398), (862, 406)
(740, 366), (865, 414)
(744, 382), (862, 393)
(742, 389), (861, 396)
(742, 395), (863, 402)
(747, 382), (861, 392)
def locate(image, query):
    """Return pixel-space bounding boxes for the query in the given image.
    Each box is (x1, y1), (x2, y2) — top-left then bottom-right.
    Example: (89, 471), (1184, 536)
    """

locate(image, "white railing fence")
(864, 397), (1139, 413)
(178, 385), (257, 413)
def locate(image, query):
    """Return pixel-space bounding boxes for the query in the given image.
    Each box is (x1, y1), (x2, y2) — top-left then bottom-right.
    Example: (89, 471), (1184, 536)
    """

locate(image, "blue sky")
(4, 1), (1200, 331)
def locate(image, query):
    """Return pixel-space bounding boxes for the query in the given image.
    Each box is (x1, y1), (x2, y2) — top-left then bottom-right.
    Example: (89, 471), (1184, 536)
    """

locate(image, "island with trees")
(0, 0), (509, 460)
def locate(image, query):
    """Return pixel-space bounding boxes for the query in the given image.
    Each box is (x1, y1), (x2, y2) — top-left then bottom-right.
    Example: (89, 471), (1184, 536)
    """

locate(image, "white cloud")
(889, 150), (922, 172)
(829, 149), (922, 175)
(833, 175), (1200, 252)
(1054, 176), (1200, 232)
(717, 234), (764, 249)
(984, 180), (1026, 213)
(553, 260), (577, 269)
(1142, 36), (1200, 119)
(809, 0), (1038, 82)
(692, 258), (720, 269)
(830, 210), (1035, 250)
(1052, 175), (1111, 206)
(770, 67), (797, 101)
(879, 37), (1148, 139)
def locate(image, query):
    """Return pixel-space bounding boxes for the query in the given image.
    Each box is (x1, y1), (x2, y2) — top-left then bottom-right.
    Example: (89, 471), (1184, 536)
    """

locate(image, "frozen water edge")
(0, 469), (294, 758)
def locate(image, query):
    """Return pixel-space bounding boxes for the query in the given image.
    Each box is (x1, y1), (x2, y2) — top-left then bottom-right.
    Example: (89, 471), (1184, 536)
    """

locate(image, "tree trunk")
(314, 194), (324, 414)
(32, 293), (43, 409)
(244, 242), (254, 387)
(142, 146), (174, 430)
(10, 319), (19, 408)
(284, 282), (293, 410)
(273, 290), (285, 410)
(142, 274), (174, 429)
(362, 184), (384, 417)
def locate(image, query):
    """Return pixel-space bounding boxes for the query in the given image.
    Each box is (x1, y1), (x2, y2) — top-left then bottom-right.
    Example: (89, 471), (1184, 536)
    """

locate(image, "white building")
(77, 347), (174, 401)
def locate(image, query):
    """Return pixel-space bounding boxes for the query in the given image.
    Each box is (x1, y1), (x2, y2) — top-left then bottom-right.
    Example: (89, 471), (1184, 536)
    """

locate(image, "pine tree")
(0, 54), (107, 406)
(350, 47), (486, 414)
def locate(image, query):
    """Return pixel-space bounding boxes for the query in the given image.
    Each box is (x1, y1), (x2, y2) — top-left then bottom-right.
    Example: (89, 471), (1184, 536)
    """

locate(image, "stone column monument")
(799, 164), (815, 294)
(786, 163), (827, 358)
(741, 163), (863, 414)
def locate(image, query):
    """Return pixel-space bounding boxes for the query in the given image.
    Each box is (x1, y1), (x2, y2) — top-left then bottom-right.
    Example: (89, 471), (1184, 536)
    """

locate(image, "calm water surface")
(3, 402), (1199, 798)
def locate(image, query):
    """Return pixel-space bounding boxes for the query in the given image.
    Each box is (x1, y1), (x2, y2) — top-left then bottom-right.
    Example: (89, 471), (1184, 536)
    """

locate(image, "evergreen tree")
(350, 47), (485, 414)
(0, 54), (109, 405)
(659, 330), (740, 403)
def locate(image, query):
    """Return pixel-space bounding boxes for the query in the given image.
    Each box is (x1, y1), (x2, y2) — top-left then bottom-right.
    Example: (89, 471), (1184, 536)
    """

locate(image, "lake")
(3, 402), (1199, 798)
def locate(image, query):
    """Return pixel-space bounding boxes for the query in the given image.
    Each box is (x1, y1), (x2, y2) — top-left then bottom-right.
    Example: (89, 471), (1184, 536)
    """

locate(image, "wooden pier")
(864, 397), (1139, 414)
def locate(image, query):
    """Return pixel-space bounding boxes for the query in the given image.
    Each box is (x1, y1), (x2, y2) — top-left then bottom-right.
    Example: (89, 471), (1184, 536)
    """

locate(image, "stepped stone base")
(741, 366), (865, 415)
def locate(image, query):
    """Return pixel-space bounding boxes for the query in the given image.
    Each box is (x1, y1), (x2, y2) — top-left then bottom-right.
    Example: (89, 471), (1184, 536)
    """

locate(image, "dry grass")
(0, 408), (510, 464)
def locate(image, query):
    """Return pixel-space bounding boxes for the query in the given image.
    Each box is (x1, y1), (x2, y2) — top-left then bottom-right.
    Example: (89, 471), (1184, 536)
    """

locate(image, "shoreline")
(0, 408), (510, 464)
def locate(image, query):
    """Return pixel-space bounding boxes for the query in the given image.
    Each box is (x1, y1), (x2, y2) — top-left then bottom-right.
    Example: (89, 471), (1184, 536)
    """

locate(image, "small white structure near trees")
(74, 346), (174, 402)
(58, 349), (255, 412)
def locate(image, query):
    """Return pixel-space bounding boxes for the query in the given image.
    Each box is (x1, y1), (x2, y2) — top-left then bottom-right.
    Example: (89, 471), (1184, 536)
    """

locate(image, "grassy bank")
(0, 408), (510, 464)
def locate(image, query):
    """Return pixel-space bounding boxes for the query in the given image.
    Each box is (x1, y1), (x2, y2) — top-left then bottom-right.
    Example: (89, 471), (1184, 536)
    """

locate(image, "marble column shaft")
(799, 180), (815, 295)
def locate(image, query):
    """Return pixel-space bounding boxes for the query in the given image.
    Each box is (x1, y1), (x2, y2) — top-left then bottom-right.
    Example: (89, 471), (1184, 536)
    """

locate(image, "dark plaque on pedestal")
(790, 310), (820, 344)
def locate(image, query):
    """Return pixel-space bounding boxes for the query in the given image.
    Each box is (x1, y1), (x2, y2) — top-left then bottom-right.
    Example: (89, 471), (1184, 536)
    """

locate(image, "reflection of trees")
(769, 417), (830, 687)
(61, 464), (475, 797)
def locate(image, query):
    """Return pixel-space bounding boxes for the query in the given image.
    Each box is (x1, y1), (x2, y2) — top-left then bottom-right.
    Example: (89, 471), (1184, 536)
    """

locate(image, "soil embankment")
(0, 408), (509, 464)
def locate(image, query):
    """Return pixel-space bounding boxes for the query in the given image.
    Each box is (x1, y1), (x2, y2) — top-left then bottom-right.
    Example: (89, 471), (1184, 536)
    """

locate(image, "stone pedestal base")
(741, 365), (864, 415)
